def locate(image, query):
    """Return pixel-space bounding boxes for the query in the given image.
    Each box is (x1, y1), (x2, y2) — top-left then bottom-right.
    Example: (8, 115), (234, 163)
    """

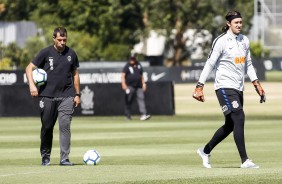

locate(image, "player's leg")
(230, 109), (247, 162)
(57, 97), (74, 165)
(136, 88), (146, 115)
(197, 112), (233, 168)
(197, 89), (234, 168)
(40, 97), (58, 165)
(124, 86), (135, 120)
(230, 109), (259, 168)
(225, 89), (249, 164)
(203, 114), (234, 154)
(136, 88), (150, 120)
(203, 89), (235, 154)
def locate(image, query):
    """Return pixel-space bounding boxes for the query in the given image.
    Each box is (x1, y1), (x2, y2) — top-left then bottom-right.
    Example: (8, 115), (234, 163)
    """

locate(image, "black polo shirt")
(32, 45), (79, 98)
(122, 61), (143, 88)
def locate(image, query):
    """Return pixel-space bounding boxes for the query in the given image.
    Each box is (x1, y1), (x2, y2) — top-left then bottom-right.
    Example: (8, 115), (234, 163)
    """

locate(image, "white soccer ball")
(32, 68), (47, 86)
(83, 150), (101, 165)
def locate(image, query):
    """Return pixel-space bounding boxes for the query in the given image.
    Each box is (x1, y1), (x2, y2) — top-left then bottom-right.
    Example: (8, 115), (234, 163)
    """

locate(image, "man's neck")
(54, 45), (65, 53)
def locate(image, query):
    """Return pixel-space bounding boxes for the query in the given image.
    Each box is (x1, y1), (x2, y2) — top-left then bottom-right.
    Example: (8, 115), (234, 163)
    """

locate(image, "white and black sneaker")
(42, 158), (50, 166)
(241, 159), (259, 168)
(140, 114), (151, 121)
(60, 159), (74, 166)
(197, 148), (211, 168)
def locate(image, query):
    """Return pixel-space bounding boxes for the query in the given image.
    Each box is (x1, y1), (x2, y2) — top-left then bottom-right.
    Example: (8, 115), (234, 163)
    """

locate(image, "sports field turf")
(0, 82), (281, 184)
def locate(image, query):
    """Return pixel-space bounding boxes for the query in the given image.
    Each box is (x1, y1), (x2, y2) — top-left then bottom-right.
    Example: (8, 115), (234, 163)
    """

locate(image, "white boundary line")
(0, 168), (82, 177)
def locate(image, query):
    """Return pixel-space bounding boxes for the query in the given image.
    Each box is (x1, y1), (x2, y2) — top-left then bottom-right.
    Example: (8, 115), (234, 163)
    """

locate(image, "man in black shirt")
(26, 27), (80, 166)
(121, 56), (151, 121)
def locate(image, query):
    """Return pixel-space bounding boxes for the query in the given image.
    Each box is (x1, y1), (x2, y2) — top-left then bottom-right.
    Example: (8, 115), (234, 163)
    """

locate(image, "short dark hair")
(53, 27), (67, 38)
(129, 56), (137, 62)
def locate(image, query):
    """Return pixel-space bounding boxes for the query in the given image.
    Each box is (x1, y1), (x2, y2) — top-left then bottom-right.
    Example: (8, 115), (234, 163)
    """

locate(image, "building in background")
(133, 30), (166, 66)
(251, 0), (282, 57)
(0, 21), (37, 48)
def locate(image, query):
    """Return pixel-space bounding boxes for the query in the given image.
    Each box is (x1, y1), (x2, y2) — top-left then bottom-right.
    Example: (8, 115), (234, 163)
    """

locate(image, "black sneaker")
(42, 158), (50, 166)
(125, 115), (132, 120)
(60, 159), (74, 166)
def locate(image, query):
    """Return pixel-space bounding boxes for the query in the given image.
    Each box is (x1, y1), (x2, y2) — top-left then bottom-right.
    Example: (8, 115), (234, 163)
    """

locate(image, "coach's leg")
(58, 97), (74, 161)
(204, 113), (233, 154)
(40, 97), (58, 161)
(230, 109), (248, 163)
(136, 88), (147, 115)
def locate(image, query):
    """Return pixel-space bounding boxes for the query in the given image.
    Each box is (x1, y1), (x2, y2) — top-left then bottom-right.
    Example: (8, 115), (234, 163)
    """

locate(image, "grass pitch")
(0, 82), (282, 184)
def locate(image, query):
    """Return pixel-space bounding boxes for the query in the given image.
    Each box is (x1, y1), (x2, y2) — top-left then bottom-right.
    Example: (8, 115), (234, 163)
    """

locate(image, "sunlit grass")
(0, 81), (281, 183)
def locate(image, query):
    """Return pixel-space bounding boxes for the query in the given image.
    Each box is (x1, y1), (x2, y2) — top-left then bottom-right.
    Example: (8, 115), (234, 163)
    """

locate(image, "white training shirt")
(198, 30), (258, 91)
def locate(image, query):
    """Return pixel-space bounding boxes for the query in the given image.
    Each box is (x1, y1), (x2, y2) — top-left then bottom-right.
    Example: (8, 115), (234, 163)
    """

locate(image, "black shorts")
(216, 88), (244, 116)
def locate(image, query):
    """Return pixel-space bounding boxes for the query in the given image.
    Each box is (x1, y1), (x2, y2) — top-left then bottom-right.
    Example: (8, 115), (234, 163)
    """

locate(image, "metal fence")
(252, 0), (282, 57)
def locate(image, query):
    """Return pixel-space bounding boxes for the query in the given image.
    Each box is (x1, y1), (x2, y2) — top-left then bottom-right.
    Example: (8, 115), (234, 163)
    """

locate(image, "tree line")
(0, 0), (254, 69)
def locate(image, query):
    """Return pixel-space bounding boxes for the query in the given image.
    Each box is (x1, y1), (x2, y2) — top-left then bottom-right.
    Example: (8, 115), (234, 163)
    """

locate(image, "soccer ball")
(83, 150), (101, 165)
(32, 68), (47, 86)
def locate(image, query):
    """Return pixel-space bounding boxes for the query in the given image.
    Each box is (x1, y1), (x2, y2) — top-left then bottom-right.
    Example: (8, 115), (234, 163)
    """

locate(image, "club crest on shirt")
(49, 57), (54, 70)
(67, 56), (71, 62)
(39, 100), (44, 109)
(232, 101), (239, 108)
(242, 43), (248, 51)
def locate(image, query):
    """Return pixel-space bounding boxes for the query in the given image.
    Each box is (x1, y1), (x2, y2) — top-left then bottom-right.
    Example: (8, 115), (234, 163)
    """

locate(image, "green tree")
(26, 0), (137, 61)
(250, 41), (270, 59)
(66, 31), (102, 61)
(0, 0), (37, 21)
(136, 0), (254, 65)
(0, 0), (255, 67)
(0, 57), (13, 70)
(101, 43), (130, 61)
(3, 43), (22, 67)
(23, 36), (46, 66)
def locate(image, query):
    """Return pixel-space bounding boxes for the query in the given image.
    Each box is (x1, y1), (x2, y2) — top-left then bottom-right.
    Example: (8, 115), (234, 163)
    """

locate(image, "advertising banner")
(0, 61), (265, 86)
(0, 82), (174, 117)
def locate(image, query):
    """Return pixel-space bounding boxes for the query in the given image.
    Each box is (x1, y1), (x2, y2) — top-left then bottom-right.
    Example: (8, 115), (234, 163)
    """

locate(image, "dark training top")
(32, 45), (79, 98)
(122, 61), (143, 88)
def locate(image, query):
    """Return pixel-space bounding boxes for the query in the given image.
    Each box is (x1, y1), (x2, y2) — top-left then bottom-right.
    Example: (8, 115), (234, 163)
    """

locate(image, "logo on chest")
(49, 57), (54, 70)
(242, 43), (248, 51)
(67, 56), (71, 62)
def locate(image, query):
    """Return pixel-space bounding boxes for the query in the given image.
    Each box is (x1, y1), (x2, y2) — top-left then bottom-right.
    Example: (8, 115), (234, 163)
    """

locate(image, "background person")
(192, 10), (266, 169)
(25, 27), (81, 166)
(121, 56), (151, 121)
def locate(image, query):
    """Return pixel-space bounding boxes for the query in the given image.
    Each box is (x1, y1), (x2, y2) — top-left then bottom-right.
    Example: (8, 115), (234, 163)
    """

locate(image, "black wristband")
(196, 82), (204, 88)
(75, 93), (81, 97)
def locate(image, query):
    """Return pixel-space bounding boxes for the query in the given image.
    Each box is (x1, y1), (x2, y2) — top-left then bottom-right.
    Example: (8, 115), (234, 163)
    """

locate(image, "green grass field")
(265, 71), (282, 82)
(0, 82), (282, 184)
